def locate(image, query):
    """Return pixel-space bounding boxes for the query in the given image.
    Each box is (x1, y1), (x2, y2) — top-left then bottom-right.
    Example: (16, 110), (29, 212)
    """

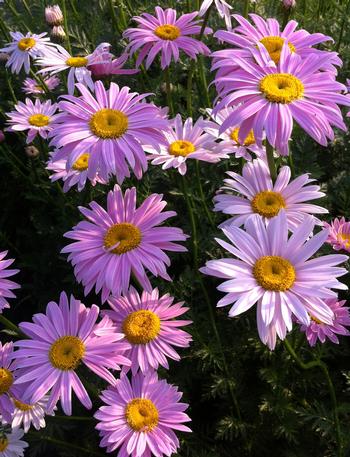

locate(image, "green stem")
(61, 0), (72, 54)
(180, 175), (198, 269)
(164, 66), (174, 117)
(27, 433), (105, 457)
(108, 0), (123, 34)
(288, 151), (295, 178)
(243, 0), (250, 18)
(117, 0), (128, 29)
(336, 0), (350, 52)
(266, 140), (277, 182)
(187, 63), (195, 118)
(0, 314), (25, 337)
(195, 161), (215, 229)
(282, 8), (291, 28)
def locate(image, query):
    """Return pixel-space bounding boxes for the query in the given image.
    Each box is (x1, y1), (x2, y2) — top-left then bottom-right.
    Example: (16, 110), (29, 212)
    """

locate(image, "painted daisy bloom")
(13, 292), (130, 415)
(146, 114), (227, 175)
(0, 251), (19, 313)
(214, 159), (327, 230)
(213, 45), (350, 156)
(123, 7), (212, 69)
(22, 74), (60, 95)
(200, 211), (348, 349)
(11, 393), (53, 433)
(95, 371), (191, 456)
(324, 217), (350, 253)
(0, 427), (28, 457)
(50, 81), (167, 183)
(62, 185), (188, 302)
(6, 98), (59, 144)
(0, 343), (17, 423)
(199, 0), (232, 29)
(105, 287), (192, 374)
(87, 43), (139, 79)
(0, 32), (59, 74)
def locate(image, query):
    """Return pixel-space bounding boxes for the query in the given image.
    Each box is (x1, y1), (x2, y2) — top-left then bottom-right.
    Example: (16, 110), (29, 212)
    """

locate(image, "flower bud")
(25, 145), (40, 158)
(0, 52), (9, 63)
(282, 0), (296, 9)
(45, 5), (64, 26)
(50, 25), (66, 42)
(0, 130), (5, 143)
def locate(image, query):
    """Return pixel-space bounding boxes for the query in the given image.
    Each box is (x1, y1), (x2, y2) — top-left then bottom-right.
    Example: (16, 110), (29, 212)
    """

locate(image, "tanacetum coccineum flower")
(123, 7), (211, 69)
(22, 74), (60, 95)
(50, 81), (167, 183)
(0, 251), (19, 313)
(87, 43), (139, 79)
(10, 393), (53, 432)
(62, 185), (188, 302)
(105, 287), (192, 374)
(13, 292), (130, 415)
(324, 217), (350, 253)
(94, 372), (191, 456)
(0, 427), (28, 457)
(199, 0), (233, 29)
(200, 211), (348, 349)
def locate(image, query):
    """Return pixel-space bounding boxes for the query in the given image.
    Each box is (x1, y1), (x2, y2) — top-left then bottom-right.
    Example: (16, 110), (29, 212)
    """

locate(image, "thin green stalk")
(266, 140), (277, 182)
(0, 14), (10, 40)
(61, 0), (72, 54)
(288, 151), (295, 178)
(195, 161), (215, 229)
(22, 0), (33, 17)
(27, 433), (105, 457)
(187, 63), (195, 118)
(336, 0), (350, 52)
(243, 0), (250, 18)
(0, 315), (25, 337)
(180, 175), (198, 269)
(164, 66), (174, 117)
(117, 0), (128, 29)
(282, 8), (291, 28)
(0, 144), (29, 180)
(108, 0), (123, 34)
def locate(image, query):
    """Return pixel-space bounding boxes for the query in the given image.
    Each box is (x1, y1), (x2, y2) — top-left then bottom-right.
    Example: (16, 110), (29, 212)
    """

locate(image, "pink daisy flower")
(94, 371), (191, 456)
(104, 287), (192, 374)
(324, 217), (350, 252)
(87, 43), (139, 79)
(200, 211), (348, 349)
(50, 80), (167, 183)
(6, 98), (59, 144)
(0, 342), (17, 423)
(22, 74), (60, 95)
(10, 393), (53, 432)
(146, 114), (227, 175)
(199, 0), (233, 29)
(123, 7), (212, 69)
(62, 185), (188, 302)
(0, 251), (20, 313)
(13, 292), (130, 416)
(213, 45), (350, 156)
(0, 427), (28, 457)
(214, 159), (327, 230)
(0, 31), (59, 74)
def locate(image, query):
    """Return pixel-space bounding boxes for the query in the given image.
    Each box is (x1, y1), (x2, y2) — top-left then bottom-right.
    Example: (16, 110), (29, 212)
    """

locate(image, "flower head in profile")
(50, 80), (167, 183)
(95, 371), (191, 456)
(87, 43), (139, 79)
(146, 114), (227, 175)
(22, 74), (60, 95)
(200, 211), (348, 349)
(199, 0), (233, 29)
(11, 393), (53, 433)
(105, 287), (192, 374)
(62, 185), (188, 302)
(214, 159), (327, 230)
(6, 98), (59, 144)
(123, 7), (212, 69)
(0, 343), (17, 423)
(14, 292), (130, 415)
(324, 217), (350, 253)
(0, 427), (28, 457)
(0, 251), (19, 313)
(45, 5), (64, 26)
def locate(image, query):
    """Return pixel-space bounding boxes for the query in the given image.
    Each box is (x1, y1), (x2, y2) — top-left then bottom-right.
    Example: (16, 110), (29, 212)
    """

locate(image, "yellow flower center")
(310, 315), (323, 325)
(0, 438), (8, 452)
(125, 398), (159, 432)
(339, 233), (350, 249)
(17, 37), (36, 51)
(168, 140), (196, 157)
(72, 153), (90, 171)
(259, 73), (304, 104)
(89, 108), (128, 139)
(0, 368), (13, 395)
(49, 336), (85, 371)
(65, 57), (88, 67)
(259, 36), (296, 65)
(28, 114), (50, 127)
(14, 399), (33, 411)
(122, 310), (161, 344)
(154, 24), (181, 41)
(104, 223), (142, 255)
(251, 190), (286, 218)
(230, 127), (256, 146)
(253, 256), (296, 291)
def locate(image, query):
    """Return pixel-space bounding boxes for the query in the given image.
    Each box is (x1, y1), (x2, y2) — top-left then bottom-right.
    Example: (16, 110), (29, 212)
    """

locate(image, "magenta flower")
(324, 217), (350, 252)
(0, 342), (17, 423)
(22, 74), (60, 95)
(87, 43), (139, 79)
(11, 393), (53, 432)
(213, 45), (350, 155)
(62, 185), (188, 302)
(13, 292), (130, 415)
(95, 371), (191, 456)
(0, 251), (20, 313)
(200, 211), (348, 349)
(199, 0), (233, 29)
(214, 159), (327, 230)
(50, 81), (167, 183)
(123, 7), (211, 69)
(299, 298), (350, 346)
(104, 287), (192, 374)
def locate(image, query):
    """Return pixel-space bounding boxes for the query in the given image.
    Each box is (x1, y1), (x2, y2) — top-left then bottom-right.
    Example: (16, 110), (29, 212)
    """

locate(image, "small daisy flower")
(0, 251), (19, 313)
(95, 371), (191, 456)
(123, 7), (212, 69)
(62, 185), (188, 302)
(146, 114), (227, 175)
(11, 393), (53, 433)
(0, 343), (17, 423)
(105, 287), (192, 374)
(199, 0), (233, 29)
(14, 292), (130, 415)
(0, 427), (28, 457)
(22, 74), (60, 95)
(87, 43), (139, 79)
(299, 298), (350, 346)
(0, 31), (59, 74)
(324, 217), (350, 252)
(6, 98), (59, 144)
(214, 159), (327, 230)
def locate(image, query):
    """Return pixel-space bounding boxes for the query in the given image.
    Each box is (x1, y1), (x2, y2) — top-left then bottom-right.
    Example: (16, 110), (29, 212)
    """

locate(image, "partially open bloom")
(50, 26), (66, 41)
(11, 393), (53, 432)
(22, 74), (60, 95)
(146, 114), (227, 175)
(199, 0), (232, 29)
(123, 7), (211, 69)
(0, 343), (17, 423)
(14, 292), (130, 415)
(214, 159), (327, 230)
(0, 427), (28, 457)
(50, 81), (167, 183)
(0, 32), (59, 74)
(45, 5), (64, 26)
(6, 98), (59, 144)
(105, 287), (192, 374)
(95, 371), (191, 456)
(324, 217), (350, 252)
(0, 251), (19, 313)
(87, 43), (138, 79)
(62, 185), (188, 302)
(299, 298), (350, 346)
(200, 211), (348, 349)
(282, 0), (296, 8)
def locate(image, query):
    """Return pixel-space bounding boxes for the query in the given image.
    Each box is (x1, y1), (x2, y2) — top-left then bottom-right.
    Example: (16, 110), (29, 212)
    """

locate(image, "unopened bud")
(282, 0), (296, 9)
(160, 82), (174, 94)
(50, 25), (66, 41)
(0, 52), (9, 63)
(45, 5), (64, 26)
(0, 131), (5, 143)
(25, 145), (40, 158)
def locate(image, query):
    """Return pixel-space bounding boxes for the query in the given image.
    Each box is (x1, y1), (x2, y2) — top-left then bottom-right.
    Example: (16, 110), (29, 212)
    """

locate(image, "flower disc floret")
(89, 108), (128, 139)
(0, 368), (13, 394)
(230, 127), (256, 146)
(49, 336), (85, 371)
(104, 223), (142, 255)
(154, 24), (181, 40)
(251, 190), (286, 218)
(28, 114), (50, 127)
(259, 73), (304, 104)
(65, 56), (88, 67)
(125, 398), (159, 432)
(17, 37), (36, 51)
(168, 140), (196, 157)
(0, 437), (8, 452)
(259, 36), (295, 64)
(253, 256), (296, 291)
(13, 399), (32, 411)
(122, 310), (161, 344)
(72, 153), (89, 171)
